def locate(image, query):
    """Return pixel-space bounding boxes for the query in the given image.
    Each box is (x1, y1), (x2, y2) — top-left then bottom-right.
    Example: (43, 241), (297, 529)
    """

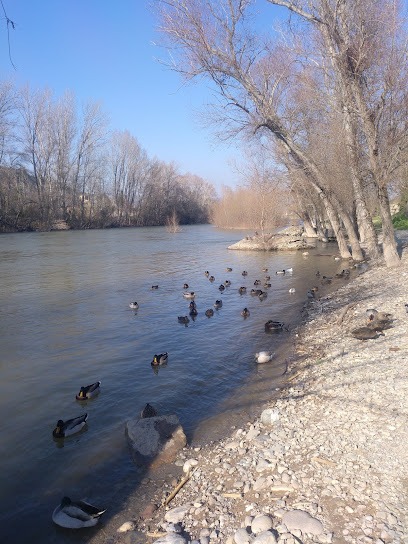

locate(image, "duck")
(276, 270), (285, 275)
(140, 403), (158, 418)
(129, 302), (139, 310)
(366, 309), (393, 330)
(209, 275), (215, 282)
(316, 270), (321, 277)
(241, 308), (250, 318)
(255, 351), (274, 364)
(214, 300), (223, 309)
(265, 320), (285, 332)
(151, 352), (168, 366)
(205, 308), (214, 317)
(258, 291), (267, 300)
(288, 288), (296, 294)
(405, 303), (408, 313)
(189, 306), (198, 316)
(224, 280), (231, 286)
(178, 316), (190, 324)
(262, 268), (268, 272)
(242, 271), (248, 276)
(302, 251), (309, 256)
(52, 496), (106, 529)
(238, 286), (247, 294)
(351, 327), (385, 340)
(151, 285), (159, 290)
(218, 284), (225, 291)
(265, 275), (271, 281)
(226, 267), (233, 272)
(307, 290), (316, 299)
(53, 414), (88, 438)
(254, 279), (261, 285)
(183, 283), (189, 289)
(286, 267), (293, 273)
(76, 382), (101, 401)
(334, 256), (341, 261)
(250, 289), (263, 296)
(204, 271), (210, 276)
(183, 291), (195, 299)
(264, 282), (272, 288)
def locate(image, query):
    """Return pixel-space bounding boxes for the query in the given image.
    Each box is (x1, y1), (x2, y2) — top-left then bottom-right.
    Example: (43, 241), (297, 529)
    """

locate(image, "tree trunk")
(377, 184), (400, 267)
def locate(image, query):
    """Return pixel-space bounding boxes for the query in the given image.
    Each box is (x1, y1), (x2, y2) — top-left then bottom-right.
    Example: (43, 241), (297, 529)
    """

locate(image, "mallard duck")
(214, 300), (223, 309)
(258, 291), (267, 300)
(276, 270), (285, 275)
(218, 284), (225, 291)
(53, 414), (88, 438)
(205, 308), (214, 317)
(255, 351), (274, 363)
(76, 382), (101, 401)
(288, 288), (296, 294)
(351, 327), (384, 340)
(225, 279), (231, 286)
(262, 268), (268, 272)
(129, 302), (139, 310)
(52, 496), (106, 529)
(241, 307), (250, 317)
(151, 285), (159, 290)
(254, 279), (261, 285)
(242, 271), (248, 276)
(151, 352), (168, 366)
(265, 320), (285, 332)
(189, 307), (198, 316)
(204, 271), (210, 276)
(183, 283), (189, 289)
(265, 275), (271, 280)
(189, 300), (198, 315)
(264, 282), (272, 288)
(183, 292), (195, 299)
(366, 309), (393, 330)
(209, 275), (215, 282)
(238, 286), (247, 294)
(251, 289), (263, 296)
(178, 316), (190, 324)
(226, 267), (233, 272)
(140, 403), (158, 418)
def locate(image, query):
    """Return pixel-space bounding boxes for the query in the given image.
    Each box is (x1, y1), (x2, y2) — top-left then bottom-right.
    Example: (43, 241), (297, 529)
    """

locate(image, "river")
(0, 225), (350, 542)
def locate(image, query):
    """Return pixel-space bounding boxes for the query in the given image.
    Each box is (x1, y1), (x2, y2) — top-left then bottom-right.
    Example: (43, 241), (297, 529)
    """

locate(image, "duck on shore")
(351, 326), (385, 340)
(53, 414), (88, 438)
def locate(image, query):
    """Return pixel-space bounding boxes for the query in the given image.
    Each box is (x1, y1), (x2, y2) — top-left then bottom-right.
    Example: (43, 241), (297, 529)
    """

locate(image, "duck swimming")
(140, 403), (158, 418)
(129, 302), (139, 310)
(205, 308), (214, 317)
(183, 291), (195, 299)
(224, 280), (231, 286)
(214, 300), (223, 309)
(226, 267), (233, 272)
(53, 414), (88, 438)
(254, 279), (261, 285)
(241, 308), (250, 318)
(205, 271), (210, 276)
(258, 291), (267, 300)
(218, 284), (225, 291)
(178, 316), (190, 324)
(238, 286), (247, 294)
(288, 288), (296, 294)
(151, 285), (159, 289)
(52, 496), (106, 529)
(151, 352), (168, 366)
(250, 289), (263, 296)
(242, 271), (248, 276)
(183, 283), (189, 289)
(265, 320), (285, 332)
(276, 270), (285, 275)
(255, 351), (274, 363)
(209, 275), (215, 282)
(76, 381), (101, 401)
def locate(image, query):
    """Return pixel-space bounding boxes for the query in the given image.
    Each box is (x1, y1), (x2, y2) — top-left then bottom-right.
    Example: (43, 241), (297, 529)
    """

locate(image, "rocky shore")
(94, 234), (408, 544)
(227, 226), (315, 251)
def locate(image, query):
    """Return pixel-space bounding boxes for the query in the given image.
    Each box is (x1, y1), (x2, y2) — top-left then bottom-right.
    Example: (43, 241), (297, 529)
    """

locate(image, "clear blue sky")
(0, 0), (282, 191)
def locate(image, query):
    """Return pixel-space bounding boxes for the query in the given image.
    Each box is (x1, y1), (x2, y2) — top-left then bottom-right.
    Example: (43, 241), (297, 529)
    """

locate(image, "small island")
(228, 226), (315, 251)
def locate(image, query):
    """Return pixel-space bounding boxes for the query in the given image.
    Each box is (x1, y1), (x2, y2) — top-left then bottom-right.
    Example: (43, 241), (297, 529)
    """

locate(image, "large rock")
(282, 509), (324, 535)
(126, 414), (187, 468)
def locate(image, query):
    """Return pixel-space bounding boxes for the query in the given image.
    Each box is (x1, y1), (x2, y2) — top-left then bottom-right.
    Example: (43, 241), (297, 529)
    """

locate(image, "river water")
(0, 225), (349, 542)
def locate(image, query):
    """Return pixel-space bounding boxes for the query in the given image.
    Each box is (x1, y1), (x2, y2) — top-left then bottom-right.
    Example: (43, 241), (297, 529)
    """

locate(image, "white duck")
(255, 351), (275, 364)
(53, 414), (88, 438)
(52, 496), (106, 528)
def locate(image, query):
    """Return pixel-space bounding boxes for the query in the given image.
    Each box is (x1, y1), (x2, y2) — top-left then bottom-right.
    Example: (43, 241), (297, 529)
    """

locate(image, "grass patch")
(371, 211), (408, 230)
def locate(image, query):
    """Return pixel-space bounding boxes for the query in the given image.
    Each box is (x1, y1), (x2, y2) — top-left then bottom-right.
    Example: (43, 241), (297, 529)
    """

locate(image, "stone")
(282, 510), (324, 535)
(251, 515), (274, 534)
(140, 503), (157, 519)
(153, 534), (187, 544)
(117, 521), (135, 533)
(252, 531), (277, 544)
(126, 414), (187, 467)
(234, 527), (252, 544)
(164, 504), (191, 523)
(183, 458), (198, 473)
(260, 409), (280, 426)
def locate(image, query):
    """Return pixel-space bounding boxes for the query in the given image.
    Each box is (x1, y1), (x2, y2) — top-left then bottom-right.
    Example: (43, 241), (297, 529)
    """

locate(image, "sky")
(0, 1), (282, 192)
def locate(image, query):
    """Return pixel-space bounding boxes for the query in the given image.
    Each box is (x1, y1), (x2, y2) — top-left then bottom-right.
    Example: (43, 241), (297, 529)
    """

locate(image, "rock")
(282, 510), (324, 535)
(153, 534), (187, 544)
(252, 531), (277, 544)
(183, 458), (198, 473)
(228, 226), (314, 252)
(140, 503), (157, 519)
(117, 521), (136, 533)
(260, 409), (280, 425)
(164, 504), (191, 523)
(234, 528), (253, 544)
(251, 515), (274, 534)
(126, 414), (187, 467)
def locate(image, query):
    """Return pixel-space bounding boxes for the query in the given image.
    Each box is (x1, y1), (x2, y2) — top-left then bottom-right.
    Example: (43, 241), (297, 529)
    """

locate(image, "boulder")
(282, 509), (324, 535)
(126, 414), (187, 468)
(228, 226), (315, 252)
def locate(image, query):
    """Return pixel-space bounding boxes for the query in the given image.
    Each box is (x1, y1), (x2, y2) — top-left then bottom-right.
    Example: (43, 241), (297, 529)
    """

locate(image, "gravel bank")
(95, 234), (408, 544)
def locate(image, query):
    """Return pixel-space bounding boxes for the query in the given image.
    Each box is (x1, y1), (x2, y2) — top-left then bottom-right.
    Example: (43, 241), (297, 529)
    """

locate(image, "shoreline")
(91, 234), (408, 544)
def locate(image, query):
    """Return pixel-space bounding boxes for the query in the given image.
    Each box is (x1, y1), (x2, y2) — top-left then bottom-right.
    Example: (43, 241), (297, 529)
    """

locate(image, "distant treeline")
(0, 83), (216, 232)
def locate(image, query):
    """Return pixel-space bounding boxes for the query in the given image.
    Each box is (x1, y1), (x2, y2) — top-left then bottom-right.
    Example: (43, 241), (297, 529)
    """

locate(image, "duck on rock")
(53, 414), (88, 438)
